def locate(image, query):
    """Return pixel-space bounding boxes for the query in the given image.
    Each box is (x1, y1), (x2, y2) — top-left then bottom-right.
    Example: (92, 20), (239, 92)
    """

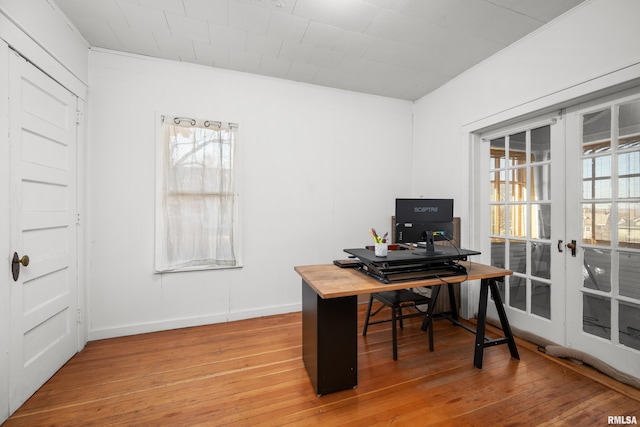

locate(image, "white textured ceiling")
(54, 0), (586, 101)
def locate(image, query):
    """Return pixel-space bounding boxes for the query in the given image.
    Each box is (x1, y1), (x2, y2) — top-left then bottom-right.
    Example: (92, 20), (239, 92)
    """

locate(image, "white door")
(481, 112), (566, 345)
(565, 88), (640, 379)
(8, 50), (79, 413)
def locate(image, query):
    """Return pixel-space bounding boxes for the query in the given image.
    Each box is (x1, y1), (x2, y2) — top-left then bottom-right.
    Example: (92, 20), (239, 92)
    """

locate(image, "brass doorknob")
(11, 252), (29, 281)
(566, 240), (577, 257)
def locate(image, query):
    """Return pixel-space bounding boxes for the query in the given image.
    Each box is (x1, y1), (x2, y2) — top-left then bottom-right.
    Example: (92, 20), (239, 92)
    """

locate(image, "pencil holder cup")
(375, 242), (388, 257)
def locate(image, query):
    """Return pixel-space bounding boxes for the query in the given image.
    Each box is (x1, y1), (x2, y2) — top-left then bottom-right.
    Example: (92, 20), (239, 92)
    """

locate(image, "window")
(155, 116), (240, 272)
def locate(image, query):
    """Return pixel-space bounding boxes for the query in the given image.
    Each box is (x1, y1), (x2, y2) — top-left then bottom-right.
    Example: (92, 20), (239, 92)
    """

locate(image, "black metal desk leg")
(447, 282), (458, 321)
(488, 279), (520, 361)
(421, 284), (441, 352)
(473, 278), (489, 369)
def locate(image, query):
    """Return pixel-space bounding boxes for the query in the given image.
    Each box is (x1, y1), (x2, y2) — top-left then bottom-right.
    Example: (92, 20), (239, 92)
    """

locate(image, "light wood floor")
(6, 305), (640, 426)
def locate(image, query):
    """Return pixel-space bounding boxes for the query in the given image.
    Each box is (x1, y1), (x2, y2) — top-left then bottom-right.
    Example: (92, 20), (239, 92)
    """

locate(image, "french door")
(480, 87), (640, 380)
(481, 113), (566, 345)
(565, 88), (640, 379)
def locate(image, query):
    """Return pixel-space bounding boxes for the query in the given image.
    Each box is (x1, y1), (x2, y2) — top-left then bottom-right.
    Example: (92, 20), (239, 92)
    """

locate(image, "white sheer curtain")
(156, 116), (238, 272)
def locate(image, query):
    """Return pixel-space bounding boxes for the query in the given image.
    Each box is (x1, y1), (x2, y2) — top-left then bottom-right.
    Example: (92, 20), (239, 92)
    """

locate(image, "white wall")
(412, 0), (640, 248)
(87, 49), (413, 339)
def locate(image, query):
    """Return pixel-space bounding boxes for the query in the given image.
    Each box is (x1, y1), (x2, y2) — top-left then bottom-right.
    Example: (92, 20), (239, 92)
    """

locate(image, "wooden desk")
(295, 261), (520, 395)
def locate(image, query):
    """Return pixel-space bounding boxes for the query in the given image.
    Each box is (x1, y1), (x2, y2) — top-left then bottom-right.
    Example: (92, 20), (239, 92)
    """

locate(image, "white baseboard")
(88, 303), (302, 341)
(226, 303), (301, 322)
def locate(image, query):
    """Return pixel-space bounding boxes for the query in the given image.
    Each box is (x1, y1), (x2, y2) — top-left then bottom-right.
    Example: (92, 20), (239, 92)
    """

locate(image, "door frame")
(0, 40), (87, 421)
(0, 39), (12, 424)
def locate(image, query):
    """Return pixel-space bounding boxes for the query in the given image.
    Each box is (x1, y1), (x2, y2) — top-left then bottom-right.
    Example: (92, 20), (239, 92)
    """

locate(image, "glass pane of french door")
(484, 114), (564, 344)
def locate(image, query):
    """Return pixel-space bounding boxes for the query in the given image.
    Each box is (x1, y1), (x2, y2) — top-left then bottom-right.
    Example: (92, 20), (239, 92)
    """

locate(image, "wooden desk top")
(294, 261), (512, 299)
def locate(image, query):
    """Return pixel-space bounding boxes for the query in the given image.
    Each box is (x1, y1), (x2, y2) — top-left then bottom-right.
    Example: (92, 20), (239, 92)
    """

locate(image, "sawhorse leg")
(474, 277), (520, 369)
(444, 282), (458, 321)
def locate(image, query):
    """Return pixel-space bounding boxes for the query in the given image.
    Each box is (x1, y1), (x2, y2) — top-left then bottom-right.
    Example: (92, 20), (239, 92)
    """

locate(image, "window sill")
(155, 263), (243, 274)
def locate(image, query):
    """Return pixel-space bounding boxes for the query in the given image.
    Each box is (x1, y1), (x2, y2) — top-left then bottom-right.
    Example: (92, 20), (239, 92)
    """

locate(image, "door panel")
(482, 112), (565, 345)
(8, 51), (78, 413)
(565, 88), (640, 380)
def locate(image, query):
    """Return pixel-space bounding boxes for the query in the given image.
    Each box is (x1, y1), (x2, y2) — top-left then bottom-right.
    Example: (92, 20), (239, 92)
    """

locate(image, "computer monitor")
(395, 198), (454, 254)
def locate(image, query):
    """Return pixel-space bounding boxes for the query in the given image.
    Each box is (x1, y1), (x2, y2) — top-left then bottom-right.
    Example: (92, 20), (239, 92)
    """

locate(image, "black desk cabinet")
(302, 280), (357, 396)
